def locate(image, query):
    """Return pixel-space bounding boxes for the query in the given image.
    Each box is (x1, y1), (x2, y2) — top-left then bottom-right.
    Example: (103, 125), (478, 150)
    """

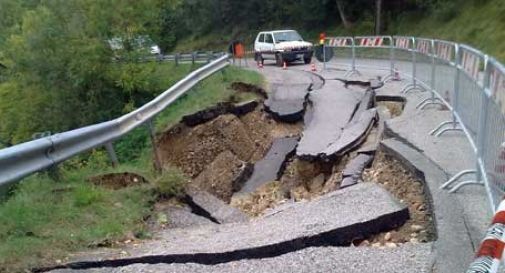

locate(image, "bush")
(154, 166), (187, 198)
(433, 0), (463, 22)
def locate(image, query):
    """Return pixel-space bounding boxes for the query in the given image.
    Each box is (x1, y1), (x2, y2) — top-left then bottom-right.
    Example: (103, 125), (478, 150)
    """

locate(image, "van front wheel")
(275, 53), (284, 67)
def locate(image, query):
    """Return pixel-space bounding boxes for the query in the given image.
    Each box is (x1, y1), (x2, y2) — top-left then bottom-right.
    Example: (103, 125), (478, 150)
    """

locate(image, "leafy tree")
(0, 0), (165, 143)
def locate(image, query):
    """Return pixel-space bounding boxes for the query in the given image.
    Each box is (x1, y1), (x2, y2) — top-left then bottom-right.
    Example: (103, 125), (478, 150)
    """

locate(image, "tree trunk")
(375, 0), (383, 34)
(335, 0), (350, 29)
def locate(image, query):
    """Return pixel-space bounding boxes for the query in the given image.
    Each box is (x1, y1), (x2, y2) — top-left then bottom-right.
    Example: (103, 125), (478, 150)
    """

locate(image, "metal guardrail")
(0, 54), (230, 188)
(324, 35), (505, 273)
(140, 52), (226, 65)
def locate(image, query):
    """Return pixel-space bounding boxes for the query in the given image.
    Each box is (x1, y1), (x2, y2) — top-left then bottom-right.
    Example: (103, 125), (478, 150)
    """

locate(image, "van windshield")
(273, 31), (303, 43)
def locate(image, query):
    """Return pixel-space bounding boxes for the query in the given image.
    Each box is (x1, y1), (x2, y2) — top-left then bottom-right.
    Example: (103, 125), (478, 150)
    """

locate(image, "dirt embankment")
(156, 106), (302, 202)
(361, 151), (436, 246)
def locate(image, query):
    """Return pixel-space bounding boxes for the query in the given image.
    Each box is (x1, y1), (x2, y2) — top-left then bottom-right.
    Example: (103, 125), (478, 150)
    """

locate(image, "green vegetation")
(0, 168), (154, 272)
(391, 0), (505, 61)
(0, 64), (264, 272)
(0, 0), (170, 146)
(154, 66), (263, 132)
(155, 166), (188, 198)
(170, 0), (504, 62)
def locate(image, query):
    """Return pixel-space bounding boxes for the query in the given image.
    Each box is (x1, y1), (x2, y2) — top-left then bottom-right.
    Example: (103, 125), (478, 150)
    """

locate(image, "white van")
(254, 30), (313, 66)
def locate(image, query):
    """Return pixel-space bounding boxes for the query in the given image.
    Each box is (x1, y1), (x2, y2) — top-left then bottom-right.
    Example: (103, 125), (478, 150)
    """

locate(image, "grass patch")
(0, 170), (155, 272)
(0, 64), (264, 272)
(154, 65), (264, 132)
(154, 166), (188, 199)
(391, 0), (505, 62)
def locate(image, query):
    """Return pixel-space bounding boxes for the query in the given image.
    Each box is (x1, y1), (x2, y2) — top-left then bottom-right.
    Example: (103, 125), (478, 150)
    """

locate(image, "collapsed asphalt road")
(39, 61), (444, 273)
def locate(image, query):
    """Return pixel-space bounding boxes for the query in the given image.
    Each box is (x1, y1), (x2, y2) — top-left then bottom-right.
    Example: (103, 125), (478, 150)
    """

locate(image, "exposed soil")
(230, 154), (352, 216)
(376, 101), (404, 118)
(361, 151), (436, 247)
(156, 105), (302, 203)
(231, 82), (268, 99)
(190, 151), (253, 202)
(88, 172), (148, 190)
(230, 181), (286, 217)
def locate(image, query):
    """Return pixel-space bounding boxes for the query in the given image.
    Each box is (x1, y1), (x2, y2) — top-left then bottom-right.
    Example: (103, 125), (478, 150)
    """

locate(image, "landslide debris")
(156, 105), (302, 202)
(190, 150), (252, 202)
(361, 151), (436, 246)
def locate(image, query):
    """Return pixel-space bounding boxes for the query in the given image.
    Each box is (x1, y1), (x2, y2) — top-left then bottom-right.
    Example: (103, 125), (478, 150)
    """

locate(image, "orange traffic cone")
(283, 62), (287, 70)
(311, 63), (316, 72)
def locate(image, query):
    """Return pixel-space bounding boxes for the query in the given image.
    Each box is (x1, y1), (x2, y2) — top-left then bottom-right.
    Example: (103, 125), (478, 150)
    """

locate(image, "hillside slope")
(174, 0), (504, 62)
(391, 0), (505, 61)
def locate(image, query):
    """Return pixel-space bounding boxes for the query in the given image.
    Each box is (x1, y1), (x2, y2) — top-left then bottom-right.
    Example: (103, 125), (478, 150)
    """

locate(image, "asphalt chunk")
(150, 205), (217, 229)
(185, 190), (249, 224)
(321, 108), (378, 160)
(238, 137), (298, 194)
(340, 153), (374, 189)
(264, 84), (310, 123)
(42, 183), (409, 272)
(297, 81), (363, 160)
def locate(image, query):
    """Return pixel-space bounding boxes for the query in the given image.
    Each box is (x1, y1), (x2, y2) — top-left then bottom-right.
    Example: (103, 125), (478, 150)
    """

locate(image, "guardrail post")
(147, 119), (162, 173)
(104, 142), (119, 167)
(411, 38), (417, 89)
(192, 52), (197, 65)
(323, 44), (326, 71)
(389, 36), (395, 77)
(175, 53), (180, 66)
(207, 51), (212, 64)
(351, 38), (356, 72)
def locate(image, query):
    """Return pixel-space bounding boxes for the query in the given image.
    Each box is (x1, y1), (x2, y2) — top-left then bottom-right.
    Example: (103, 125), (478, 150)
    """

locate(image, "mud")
(88, 172), (148, 190)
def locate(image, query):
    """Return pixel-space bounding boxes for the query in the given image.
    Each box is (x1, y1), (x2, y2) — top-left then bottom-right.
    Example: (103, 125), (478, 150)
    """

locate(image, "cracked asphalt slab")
(153, 205), (217, 229)
(44, 183), (408, 272)
(296, 80), (364, 159)
(50, 244), (433, 273)
(238, 137), (298, 194)
(185, 190), (249, 224)
(264, 84), (310, 122)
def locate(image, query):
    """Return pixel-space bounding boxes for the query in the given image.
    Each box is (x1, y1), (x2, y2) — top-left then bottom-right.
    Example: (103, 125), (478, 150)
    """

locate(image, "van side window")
(258, 34), (265, 43)
(265, 34), (274, 44)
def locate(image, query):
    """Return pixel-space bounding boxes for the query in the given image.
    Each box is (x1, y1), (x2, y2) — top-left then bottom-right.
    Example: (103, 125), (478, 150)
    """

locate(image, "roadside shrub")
(73, 185), (104, 207)
(154, 166), (187, 198)
(433, 0), (462, 22)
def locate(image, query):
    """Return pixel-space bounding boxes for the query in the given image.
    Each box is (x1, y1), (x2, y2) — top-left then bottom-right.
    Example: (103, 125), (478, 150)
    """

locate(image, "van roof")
(260, 30), (297, 34)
